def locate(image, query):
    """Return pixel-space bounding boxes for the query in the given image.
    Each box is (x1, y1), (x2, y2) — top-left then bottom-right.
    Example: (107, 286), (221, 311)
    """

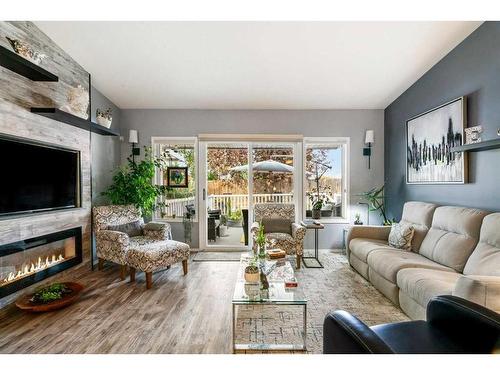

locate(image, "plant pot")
(219, 225), (228, 237)
(96, 116), (112, 128)
(244, 266), (260, 283)
(312, 209), (321, 220)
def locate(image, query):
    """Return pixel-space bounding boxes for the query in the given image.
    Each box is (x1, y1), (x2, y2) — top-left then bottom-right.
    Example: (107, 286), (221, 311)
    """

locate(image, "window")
(303, 138), (349, 223)
(152, 137), (197, 222)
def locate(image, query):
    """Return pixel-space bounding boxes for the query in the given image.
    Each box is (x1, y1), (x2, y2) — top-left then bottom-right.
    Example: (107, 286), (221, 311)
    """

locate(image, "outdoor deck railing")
(162, 193), (294, 217)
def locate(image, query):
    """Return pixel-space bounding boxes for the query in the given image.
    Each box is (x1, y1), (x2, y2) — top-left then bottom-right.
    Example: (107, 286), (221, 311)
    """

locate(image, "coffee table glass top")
(232, 253), (306, 305)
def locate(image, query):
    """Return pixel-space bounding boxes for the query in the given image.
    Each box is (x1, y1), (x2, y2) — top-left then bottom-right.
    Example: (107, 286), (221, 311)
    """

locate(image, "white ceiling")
(35, 21), (482, 110)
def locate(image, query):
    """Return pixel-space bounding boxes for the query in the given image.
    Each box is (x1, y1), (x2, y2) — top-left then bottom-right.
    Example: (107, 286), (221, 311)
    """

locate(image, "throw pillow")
(261, 218), (292, 235)
(107, 220), (143, 237)
(388, 222), (415, 251)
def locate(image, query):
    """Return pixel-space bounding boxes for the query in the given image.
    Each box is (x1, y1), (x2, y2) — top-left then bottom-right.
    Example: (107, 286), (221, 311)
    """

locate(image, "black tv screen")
(0, 136), (80, 216)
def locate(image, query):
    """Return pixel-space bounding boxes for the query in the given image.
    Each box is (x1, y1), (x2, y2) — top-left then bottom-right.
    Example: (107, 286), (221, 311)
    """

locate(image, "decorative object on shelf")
(358, 185), (393, 226)
(363, 130), (374, 169)
(96, 108), (113, 128)
(465, 125), (483, 144)
(406, 97), (467, 184)
(244, 257), (260, 283)
(128, 129), (140, 162)
(497, 128), (500, 137)
(167, 167), (188, 188)
(6, 36), (46, 65)
(354, 213), (363, 225)
(357, 201), (370, 225)
(15, 282), (84, 312)
(103, 147), (168, 217)
(60, 85), (89, 119)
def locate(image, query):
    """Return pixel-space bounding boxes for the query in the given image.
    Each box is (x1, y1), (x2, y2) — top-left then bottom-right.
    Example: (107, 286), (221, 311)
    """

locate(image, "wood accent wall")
(0, 21), (91, 308)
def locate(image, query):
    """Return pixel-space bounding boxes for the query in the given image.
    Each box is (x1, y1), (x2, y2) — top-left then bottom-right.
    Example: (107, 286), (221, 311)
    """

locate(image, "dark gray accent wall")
(90, 86), (122, 205)
(384, 21), (500, 220)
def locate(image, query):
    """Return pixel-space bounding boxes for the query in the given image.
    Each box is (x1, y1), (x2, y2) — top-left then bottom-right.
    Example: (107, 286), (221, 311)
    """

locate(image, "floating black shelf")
(31, 108), (120, 137)
(451, 139), (500, 153)
(0, 45), (58, 82)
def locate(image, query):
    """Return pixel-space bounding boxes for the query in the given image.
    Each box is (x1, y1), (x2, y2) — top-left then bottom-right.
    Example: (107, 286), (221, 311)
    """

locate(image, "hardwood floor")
(0, 252), (407, 354)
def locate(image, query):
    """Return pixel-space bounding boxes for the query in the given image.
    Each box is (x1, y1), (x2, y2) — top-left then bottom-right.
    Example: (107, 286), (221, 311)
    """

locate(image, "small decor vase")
(96, 115), (112, 128)
(312, 209), (321, 219)
(258, 244), (266, 260)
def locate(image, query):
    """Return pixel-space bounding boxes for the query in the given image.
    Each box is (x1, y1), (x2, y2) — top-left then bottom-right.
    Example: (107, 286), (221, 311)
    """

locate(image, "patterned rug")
(234, 252), (408, 353)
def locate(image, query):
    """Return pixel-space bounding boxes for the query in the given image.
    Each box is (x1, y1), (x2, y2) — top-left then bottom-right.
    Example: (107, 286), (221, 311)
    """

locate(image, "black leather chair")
(323, 295), (500, 354)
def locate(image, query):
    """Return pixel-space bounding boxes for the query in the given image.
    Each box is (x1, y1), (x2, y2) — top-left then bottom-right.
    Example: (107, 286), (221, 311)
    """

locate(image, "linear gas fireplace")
(0, 227), (82, 298)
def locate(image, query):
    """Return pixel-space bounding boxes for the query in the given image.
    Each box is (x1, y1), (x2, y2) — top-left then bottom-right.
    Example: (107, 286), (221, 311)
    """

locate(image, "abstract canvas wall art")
(406, 97), (467, 184)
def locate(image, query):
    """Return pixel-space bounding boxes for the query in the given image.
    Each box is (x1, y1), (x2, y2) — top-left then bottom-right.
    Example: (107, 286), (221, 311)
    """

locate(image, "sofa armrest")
(453, 275), (500, 314)
(143, 222), (172, 240)
(323, 311), (394, 354)
(250, 221), (260, 235)
(97, 230), (130, 246)
(346, 225), (391, 258)
(292, 223), (306, 242)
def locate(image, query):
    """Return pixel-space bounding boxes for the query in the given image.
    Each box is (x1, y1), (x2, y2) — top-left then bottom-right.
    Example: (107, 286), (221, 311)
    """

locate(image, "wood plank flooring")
(0, 252), (408, 354)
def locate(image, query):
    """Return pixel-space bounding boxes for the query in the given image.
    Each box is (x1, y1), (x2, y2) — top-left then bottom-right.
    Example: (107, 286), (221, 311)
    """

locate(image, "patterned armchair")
(93, 205), (190, 288)
(250, 203), (306, 269)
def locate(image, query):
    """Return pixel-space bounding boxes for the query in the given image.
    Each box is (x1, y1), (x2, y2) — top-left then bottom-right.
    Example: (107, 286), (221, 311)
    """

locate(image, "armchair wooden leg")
(130, 267), (136, 282)
(120, 265), (127, 280)
(98, 258), (104, 270)
(296, 254), (301, 269)
(182, 259), (188, 275)
(146, 272), (153, 289)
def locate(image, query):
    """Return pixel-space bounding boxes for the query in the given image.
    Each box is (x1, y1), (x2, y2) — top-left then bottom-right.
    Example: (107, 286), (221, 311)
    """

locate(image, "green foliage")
(103, 147), (167, 216)
(220, 214), (228, 226)
(255, 221), (266, 248)
(358, 185), (392, 225)
(228, 209), (242, 222)
(31, 283), (72, 304)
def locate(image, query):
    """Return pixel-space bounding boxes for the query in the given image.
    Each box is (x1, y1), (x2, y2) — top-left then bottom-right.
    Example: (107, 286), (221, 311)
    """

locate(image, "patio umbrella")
(230, 159), (293, 173)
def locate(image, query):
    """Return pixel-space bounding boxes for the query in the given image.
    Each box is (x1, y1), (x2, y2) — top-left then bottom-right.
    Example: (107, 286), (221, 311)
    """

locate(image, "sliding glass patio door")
(199, 140), (299, 250)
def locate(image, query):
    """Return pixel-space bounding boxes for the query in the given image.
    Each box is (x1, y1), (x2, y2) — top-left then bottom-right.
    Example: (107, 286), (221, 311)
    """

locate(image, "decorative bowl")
(15, 282), (84, 312)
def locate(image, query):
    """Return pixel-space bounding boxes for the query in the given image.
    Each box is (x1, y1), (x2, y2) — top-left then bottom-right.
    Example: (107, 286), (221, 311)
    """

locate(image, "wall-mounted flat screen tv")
(0, 135), (80, 216)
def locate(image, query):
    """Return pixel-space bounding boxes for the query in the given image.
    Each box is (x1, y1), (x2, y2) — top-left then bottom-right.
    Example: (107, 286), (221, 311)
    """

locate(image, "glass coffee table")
(232, 253), (307, 353)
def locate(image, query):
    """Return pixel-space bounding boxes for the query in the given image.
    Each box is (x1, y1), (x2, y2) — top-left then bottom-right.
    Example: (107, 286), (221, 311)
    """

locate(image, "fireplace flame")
(1, 254), (65, 286)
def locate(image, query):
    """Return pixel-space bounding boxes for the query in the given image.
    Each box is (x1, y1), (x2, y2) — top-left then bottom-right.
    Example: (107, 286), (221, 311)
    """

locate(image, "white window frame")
(302, 137), (350, 224)
(151, 136), (199, 223)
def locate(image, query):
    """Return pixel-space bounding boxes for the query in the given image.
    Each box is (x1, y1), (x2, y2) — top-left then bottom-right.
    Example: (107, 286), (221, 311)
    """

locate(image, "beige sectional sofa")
(347, 201), (500, 320)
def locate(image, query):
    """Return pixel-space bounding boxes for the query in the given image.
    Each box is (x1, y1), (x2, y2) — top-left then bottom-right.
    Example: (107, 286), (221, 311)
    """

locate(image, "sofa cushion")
(463, 213), (500, 276)
(107, 220), (143, 237)
(367, 249), (455, 284)
(350, 238), (392, 262)
(262, 217), (292, 235)
(400, 201), (438, 252)
(388, 222), (415, 250)
(418, 206), (489, 272)
(397, 268), (461, 309)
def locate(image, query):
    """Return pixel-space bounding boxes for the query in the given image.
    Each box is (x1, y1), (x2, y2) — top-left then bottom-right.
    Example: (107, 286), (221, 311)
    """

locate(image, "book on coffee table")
(266, 249), (286, 259)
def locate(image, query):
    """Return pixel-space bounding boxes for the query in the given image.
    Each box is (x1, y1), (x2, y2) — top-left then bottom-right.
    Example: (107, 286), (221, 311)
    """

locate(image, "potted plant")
(103, 147), (167, 220)
(244, 256), (260, 283)
(96, 108), (113, 128)
(358, 185), (393, 226)
(255, 221), (267, 259)
(219, 214), (228, 237)
(354, 213), (363, 225)
(312, 199), (323, 219)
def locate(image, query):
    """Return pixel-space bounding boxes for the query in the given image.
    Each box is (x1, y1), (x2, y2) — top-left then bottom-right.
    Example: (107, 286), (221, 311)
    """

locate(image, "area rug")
(193, 250), (247, 262)
(234, 252), (408, 354)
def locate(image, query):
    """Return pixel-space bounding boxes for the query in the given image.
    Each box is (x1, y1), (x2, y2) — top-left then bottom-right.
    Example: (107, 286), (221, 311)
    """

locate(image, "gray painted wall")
(120, 109), (384, 249)
(384, 21), (500, 220)
(91, 86), (122, 205)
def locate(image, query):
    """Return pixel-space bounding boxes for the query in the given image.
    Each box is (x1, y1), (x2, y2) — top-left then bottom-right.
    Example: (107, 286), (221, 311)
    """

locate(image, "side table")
(300, 220), (325, 268)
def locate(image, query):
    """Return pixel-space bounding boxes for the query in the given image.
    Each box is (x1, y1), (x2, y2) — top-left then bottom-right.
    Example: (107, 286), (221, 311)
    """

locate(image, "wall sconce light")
(129, 129), (140, 162)
(363, 130), (374, 169)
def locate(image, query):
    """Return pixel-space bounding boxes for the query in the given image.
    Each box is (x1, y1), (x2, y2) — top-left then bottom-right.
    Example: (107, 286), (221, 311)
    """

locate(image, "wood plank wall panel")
(0, 21), (91, 308)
